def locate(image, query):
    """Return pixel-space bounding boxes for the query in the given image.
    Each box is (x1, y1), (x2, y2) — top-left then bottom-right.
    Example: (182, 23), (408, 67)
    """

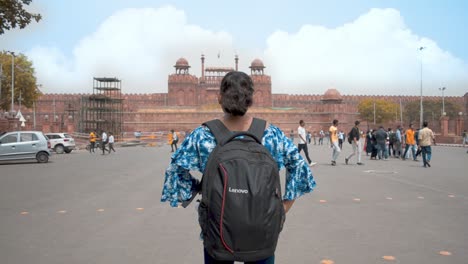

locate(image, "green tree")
(0, 51), (40, 111)
(0, 0), (41, 34)
(404, 100), (462, 124)
(357, 98), (399, 124)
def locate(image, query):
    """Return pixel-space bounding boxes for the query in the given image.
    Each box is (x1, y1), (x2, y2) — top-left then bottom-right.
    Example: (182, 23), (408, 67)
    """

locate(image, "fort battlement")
(1, 55), (466, 140)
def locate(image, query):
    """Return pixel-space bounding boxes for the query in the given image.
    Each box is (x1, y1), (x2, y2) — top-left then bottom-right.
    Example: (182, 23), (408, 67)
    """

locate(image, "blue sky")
(2, 0), (467, 96)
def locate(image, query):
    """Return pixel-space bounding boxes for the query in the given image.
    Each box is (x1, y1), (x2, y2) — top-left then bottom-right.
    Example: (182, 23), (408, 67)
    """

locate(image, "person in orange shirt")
(89, 131), (96, 153)
(402, 124), (417, 161)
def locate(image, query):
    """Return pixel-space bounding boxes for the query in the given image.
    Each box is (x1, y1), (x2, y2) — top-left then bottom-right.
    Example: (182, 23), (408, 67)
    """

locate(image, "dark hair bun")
(219, 71), (254, 116)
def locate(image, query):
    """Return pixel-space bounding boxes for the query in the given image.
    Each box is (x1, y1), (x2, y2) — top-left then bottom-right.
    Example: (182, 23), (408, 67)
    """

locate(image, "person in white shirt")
(319, 129), (324, 145)
(338, 131), (345, 149)
(108, 132), (116, 153)
(170, 129), (179, 152)
(101, 131), (108, 155)
(297, 120), (316, 166)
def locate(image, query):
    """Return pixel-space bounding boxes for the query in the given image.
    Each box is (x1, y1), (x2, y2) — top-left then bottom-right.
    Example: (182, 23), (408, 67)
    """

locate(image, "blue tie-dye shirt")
(161, 123), (316, 207)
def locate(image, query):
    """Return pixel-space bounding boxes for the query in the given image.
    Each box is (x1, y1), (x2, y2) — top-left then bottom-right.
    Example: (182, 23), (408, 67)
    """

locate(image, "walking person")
(313, 131), (317, 145)
(387, 128), (395, 157)
(170, 129), (179, 152)
(345, 120), (364, 165)
(394, 126), (402, 158)
(160, 71), (316, 264)
(418, 121), (435, 167)
(298, 120), (316, 166)
(365, 130), (373, 156)
(89, 130), (96, 153)
(319, 129), (324, 145)
(108, 132), (116, 153)
(329, 119), (341, 166)
(462, 130), (467, 148)
(402, 124), (417, 161)
(338, 130), (344, 149)
(101, 130), (108, 155)
(375, 126), (388, 160)
(414, 128), (422, 158)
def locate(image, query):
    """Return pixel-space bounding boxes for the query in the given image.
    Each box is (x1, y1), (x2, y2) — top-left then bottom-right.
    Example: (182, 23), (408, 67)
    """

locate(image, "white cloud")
(27, 6), (241, 94)
(27, 7), (468, 96)
(264, 8), (468, 96)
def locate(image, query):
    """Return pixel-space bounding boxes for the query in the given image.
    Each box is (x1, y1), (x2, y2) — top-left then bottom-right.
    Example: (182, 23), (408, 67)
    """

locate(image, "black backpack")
(389, 131), (397, 143)
(348, 127), (356, 144)
(197, 118), (285, 262)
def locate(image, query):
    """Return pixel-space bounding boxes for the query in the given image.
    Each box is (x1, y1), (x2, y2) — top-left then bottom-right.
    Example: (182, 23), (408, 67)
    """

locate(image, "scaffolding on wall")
(79, 77), (123, 139)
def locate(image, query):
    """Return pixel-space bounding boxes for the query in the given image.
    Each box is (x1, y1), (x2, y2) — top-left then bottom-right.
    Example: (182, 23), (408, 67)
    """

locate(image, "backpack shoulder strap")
(204, 118), (266, 145)
(203, 119), (231, 144)
(248, 118), (267, 142)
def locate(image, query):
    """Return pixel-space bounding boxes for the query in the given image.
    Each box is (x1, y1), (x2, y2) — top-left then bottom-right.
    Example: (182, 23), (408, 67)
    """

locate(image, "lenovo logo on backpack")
(198, 118), (285, 262)
(228, 187), (249, 194)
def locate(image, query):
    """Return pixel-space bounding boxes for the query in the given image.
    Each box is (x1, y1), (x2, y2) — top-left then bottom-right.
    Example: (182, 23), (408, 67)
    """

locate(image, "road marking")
(439, 251), (452, 256)
(363, 170), (397, 174)
(382, 255), (396, 261)
(362, 171), (468, 200)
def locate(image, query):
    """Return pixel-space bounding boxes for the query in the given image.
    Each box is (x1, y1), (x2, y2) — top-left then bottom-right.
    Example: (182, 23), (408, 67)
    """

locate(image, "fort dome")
(250, 58), (265, 68)
(322, 88), (342, 101)
(175, 58), (190, 68)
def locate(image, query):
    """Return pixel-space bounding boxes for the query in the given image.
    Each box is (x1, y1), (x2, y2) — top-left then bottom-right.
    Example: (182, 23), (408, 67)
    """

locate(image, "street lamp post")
(0, 63), (3, 104)
(373, 101), (376, 125)
(439, 87), (446, 116)
(8, 52), (16, 114)
(419, 47), (426, 129)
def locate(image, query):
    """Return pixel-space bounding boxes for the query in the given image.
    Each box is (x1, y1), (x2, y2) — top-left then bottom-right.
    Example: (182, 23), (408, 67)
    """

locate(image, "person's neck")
(222, 114), (252, 131)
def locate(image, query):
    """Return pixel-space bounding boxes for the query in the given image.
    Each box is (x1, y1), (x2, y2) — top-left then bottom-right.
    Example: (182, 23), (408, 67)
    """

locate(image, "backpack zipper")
(219, 163), (234, 254)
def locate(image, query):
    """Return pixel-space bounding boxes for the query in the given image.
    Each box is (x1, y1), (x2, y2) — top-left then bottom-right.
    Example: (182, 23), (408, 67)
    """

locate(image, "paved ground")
(0, 143), (467, 264)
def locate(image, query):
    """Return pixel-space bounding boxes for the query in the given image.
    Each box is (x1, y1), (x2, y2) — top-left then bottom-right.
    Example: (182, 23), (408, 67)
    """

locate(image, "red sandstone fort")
(1, 55), (467, 142)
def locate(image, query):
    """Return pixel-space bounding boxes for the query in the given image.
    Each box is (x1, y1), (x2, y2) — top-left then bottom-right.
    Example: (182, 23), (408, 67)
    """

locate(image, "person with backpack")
(345, 120), (364, 165)
(161, 71), (316, 264)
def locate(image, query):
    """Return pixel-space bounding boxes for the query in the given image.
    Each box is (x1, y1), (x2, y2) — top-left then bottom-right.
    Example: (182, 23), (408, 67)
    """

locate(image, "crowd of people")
(363, 122), (435, 167)
(292, 118), (437, 168)
(88, 130), (115, 155)
(87, 119), (442, 169)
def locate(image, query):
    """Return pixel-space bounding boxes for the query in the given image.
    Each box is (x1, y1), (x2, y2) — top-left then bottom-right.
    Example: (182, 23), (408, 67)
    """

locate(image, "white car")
(0, 131), (51, 163)
(45, 133), (76, 154)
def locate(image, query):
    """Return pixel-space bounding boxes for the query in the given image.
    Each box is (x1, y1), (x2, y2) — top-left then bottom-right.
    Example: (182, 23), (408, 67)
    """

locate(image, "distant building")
(1, 55), (466, 142)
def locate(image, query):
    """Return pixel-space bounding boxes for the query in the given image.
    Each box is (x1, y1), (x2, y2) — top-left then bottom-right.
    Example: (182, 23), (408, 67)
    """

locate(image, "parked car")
(0, 131), (51, 163)
(45, 133), (76, 154)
